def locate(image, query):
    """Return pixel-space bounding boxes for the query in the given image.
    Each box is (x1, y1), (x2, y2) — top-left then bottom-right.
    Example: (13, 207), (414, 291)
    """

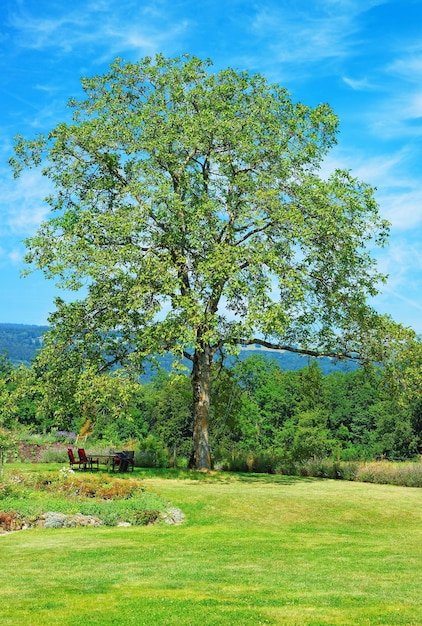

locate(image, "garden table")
(89, 454), (116, 471)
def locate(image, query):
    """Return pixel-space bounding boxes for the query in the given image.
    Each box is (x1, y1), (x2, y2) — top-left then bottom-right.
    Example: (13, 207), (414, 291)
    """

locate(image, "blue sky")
(1, 0), (422, 332)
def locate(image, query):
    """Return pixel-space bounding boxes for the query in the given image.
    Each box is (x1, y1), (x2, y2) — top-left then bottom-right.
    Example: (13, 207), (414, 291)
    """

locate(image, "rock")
(162, 507), (185, 525)
(41, 512), (103, 528)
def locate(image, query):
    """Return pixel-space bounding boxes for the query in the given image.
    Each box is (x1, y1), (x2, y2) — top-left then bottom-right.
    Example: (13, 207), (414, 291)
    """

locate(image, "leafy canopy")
(11, 54), (389, 369)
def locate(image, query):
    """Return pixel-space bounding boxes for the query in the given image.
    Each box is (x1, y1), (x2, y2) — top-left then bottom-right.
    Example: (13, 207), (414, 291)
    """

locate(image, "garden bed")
(0, 467), (183, 533)
(12, 441), (68, 463)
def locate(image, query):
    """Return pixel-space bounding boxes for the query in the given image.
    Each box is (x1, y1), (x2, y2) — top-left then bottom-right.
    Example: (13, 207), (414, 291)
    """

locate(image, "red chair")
(67, 448), (87, 470)
(78, 448), (99, 470)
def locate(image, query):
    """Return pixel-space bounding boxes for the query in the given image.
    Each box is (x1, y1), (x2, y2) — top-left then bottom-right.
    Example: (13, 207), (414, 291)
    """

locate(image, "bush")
(40, 448), (68, 463)
(355, 461), (422, 487)
(339, 445), (375, 462)
(0, 476), (25, 499)
(220, 452), (250, 473)
(135, 435), (169, 468)
(135, 450), (157, 468)
(0, 510), (24, 532)
(299, 459), (358, 480)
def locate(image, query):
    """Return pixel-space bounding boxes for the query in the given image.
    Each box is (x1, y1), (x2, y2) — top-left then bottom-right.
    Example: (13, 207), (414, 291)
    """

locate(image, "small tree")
(11, 54), (390, 469)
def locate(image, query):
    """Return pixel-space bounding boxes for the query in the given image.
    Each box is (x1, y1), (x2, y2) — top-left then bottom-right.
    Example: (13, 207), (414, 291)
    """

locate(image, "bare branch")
(241, 338), (359, 361)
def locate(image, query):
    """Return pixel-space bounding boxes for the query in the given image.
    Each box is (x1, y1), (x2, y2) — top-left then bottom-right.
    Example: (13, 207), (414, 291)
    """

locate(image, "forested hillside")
(0, 323), (359, 375)
(0, 324), (49, 365)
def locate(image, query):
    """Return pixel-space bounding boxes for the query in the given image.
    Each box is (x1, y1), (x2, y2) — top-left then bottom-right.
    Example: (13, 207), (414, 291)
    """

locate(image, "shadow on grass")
(7, 463), (320, 486)
(234, 472), (320, 485)
(135, 467), (318, 485)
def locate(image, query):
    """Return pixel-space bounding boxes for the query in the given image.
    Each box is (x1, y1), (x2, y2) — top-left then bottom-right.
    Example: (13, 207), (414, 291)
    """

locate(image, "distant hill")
(0, 323), (49, 366)
(0, 323), (359, 375)
(141, 346), (359, 378)
(234, 346), (359, 374)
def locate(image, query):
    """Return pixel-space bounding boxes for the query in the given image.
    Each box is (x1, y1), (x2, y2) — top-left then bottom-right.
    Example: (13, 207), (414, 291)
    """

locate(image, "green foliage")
(0, 363), (39, 429)
(11, 53), (392, 469)
(143, 372), (193, 457)
(0, 351), (14, 377)
(135, 435), (169, 468)
(220, 452), (250, 473)
(5, 346), (422, 465)
(216, 354), (422, 462)
(0, 428), (19, 479)
(281, 409), (335, 462)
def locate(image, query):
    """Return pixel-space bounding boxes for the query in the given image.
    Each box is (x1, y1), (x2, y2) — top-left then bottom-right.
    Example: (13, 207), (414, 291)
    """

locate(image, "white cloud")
(371, 234), (422, 331)
(9, 12), (86, 52)
(0, 169), (51, 237)
(247, 0), (388, 75)
(392, 291), (422, 311)
(321, 147), (422, 230)
(369, 96), (422, 140)
(387, 49), (422, 82)
(361, 48), (422, 139)
(342, 76), (375, 90)
(8, 249), (24, 264)
(376, 187), (422, 230)
(8, 1), (191, 60)
(377, 238), (422, 283)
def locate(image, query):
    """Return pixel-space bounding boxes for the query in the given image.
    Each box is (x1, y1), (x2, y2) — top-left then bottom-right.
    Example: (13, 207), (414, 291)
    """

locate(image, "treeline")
(1, 351), (421, 467)
(0, 324), (49, 365)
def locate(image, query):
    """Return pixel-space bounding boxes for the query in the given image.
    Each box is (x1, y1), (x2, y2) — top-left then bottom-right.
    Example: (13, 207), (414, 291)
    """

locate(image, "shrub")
(0, 474), (26, 499)
(220, 452), (249, 473)
(135, 435), (169, 468)
(248, 452), (278, 474)
(355, 461), (422, 487)
(300, 459), (349, 480)
(219, 448), (293, 475)
(128, 509), (160, 525)
(40, 448), (68, 463)
(135, 450), (156, 468)
(0, 510), (24, 532)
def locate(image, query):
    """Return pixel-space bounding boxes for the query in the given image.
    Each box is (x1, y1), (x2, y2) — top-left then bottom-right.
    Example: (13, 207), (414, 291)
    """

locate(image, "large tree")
(11, 54), (390, 468)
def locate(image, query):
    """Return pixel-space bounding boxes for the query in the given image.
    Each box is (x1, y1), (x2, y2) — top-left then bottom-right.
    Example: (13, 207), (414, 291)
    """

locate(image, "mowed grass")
(1, 468), (422, 625)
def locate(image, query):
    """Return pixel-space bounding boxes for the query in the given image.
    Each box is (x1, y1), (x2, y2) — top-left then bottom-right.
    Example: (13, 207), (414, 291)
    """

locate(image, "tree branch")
(241, 338), (359, 361)
(233, 221), (275, 246)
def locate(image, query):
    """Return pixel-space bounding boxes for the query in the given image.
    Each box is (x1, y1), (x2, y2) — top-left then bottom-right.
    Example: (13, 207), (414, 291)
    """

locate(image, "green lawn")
(1, 468), (422, 625)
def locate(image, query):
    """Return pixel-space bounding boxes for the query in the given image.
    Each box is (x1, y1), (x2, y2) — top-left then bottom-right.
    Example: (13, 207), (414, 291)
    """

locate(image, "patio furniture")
(67, 448), (88, 470)
(78, 447), (99, 470)
(111, 450), (134, 472)
(123, 450), (135, 471)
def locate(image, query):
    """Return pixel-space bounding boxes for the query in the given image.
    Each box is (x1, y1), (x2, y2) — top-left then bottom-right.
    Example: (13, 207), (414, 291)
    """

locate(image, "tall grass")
(219, 451), (422, 487)
(355, 460), (422, 487)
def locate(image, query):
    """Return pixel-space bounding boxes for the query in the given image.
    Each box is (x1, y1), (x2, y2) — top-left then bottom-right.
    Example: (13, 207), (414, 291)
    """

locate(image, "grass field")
(1, 467), (422, 625)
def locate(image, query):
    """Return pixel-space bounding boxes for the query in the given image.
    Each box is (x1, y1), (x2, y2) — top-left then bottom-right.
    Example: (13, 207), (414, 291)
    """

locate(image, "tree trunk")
(189, 344), (212, 469)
